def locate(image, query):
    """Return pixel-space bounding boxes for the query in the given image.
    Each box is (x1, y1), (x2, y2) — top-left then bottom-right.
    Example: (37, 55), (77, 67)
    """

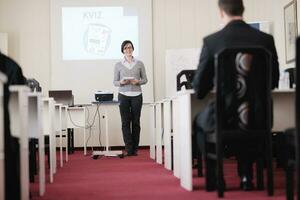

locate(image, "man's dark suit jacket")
(192, 20), (280, 132)
(0, 51), (26, 200)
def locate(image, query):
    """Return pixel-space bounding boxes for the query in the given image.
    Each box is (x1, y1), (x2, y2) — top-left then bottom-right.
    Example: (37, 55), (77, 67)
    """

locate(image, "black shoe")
(240, 176), (254, 191)
(206, 179), (226, 192)
(206, 181), (216, 191)
(132, 151), (138, 156)
(123, 151), (133, 157)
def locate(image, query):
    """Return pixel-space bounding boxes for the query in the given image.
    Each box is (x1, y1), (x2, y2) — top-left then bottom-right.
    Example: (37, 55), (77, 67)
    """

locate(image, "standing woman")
(113, 40), (148, 156)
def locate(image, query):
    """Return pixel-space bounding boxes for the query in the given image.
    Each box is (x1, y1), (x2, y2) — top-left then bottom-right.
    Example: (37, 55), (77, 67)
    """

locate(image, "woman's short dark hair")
(218, 0), (244, 16)
(121, 40), (134, 53)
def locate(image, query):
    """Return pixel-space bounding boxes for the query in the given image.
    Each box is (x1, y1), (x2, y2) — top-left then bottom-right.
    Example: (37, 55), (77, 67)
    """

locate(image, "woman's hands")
(120, 79), (140, 85)
(120, 79), (130, 85)
(130, 79), (140, 85)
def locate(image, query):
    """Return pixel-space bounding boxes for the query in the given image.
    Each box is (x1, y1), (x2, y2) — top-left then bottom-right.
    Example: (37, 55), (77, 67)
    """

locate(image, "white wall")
(0, 0), (298, 145)
(0, 33), (8, 55)
(50, 0), (154, 104)
(0, 0), (51, 94)
(153, 0), (298, 100)
(1, 0), (297, 101)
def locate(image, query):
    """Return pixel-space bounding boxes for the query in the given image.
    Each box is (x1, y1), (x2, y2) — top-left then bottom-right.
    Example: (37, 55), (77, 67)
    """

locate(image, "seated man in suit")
(0, 51), (26, 200)
(192, 0), (279, 191)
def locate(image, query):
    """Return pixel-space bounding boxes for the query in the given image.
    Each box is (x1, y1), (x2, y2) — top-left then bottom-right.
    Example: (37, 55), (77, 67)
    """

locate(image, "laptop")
(48, 90), (74, 106)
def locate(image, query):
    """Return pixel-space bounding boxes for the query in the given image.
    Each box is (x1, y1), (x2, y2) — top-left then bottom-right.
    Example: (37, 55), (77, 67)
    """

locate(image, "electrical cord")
(86, 104), (102, 150)
(84, 106), (93, 149)
(67, 104), (103, 153)
(96, 104), (102, 148)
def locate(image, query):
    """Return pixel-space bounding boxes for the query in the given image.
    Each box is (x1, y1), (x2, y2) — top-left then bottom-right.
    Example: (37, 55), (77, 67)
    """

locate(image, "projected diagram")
(84, 24), (112, 55)
(62, 7), (139, 60)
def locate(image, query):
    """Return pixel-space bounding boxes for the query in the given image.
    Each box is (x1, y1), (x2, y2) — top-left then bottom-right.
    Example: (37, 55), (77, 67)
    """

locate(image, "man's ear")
(219, 8), (224, 18)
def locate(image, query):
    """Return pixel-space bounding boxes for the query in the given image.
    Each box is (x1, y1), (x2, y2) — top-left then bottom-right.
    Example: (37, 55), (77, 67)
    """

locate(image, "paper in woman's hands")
(122, 77), (135, 81)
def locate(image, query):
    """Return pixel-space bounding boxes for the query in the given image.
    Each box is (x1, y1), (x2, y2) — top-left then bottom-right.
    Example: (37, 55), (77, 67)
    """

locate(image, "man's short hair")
(218, 0), (244, 16)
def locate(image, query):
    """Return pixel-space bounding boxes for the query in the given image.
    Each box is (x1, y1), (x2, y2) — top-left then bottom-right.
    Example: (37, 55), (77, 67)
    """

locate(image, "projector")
(95, 91), (113, 102)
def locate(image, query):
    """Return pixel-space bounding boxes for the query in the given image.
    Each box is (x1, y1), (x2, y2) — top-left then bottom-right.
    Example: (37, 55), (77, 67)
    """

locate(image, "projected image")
(84, 24), (111, 55)
(62, 7), (139, 60)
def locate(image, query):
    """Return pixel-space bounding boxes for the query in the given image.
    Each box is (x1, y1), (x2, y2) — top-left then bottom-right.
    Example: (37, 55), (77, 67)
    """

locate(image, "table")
(0, 72), (6, 200)
(67, 107), (86, 155)
(166, 89), (295, 191)
(28, 92), (45, 196)
(42, 97), (56, 183)
(91, 101), (123, 158)
(9, 85), (30, 200)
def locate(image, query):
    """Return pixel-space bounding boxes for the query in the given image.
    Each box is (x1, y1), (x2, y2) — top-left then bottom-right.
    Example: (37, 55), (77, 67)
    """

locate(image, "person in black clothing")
(0, 51), (26, 200)
(192, 0), (279, 191)
(114, 41), (148, 156)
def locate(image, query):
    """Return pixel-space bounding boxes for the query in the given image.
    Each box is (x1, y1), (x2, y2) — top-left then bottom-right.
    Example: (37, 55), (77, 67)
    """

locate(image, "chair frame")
(205, 47), (274, 197)
(285, 38), (300, 200)
(295, 38), (300, 200)
(176, 70), (195, 91)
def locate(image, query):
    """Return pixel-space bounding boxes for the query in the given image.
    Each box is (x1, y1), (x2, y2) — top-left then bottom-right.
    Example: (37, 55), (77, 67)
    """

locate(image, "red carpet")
(31, 150), (287, 200)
